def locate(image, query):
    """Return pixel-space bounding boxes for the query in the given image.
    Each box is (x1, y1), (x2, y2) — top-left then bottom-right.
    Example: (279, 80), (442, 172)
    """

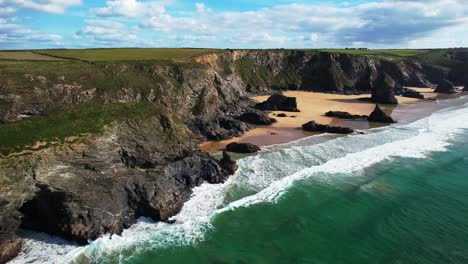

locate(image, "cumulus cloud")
(85, 0), (468, 47)
(75, 19), (138, 45)
(0, 17), (63, 48)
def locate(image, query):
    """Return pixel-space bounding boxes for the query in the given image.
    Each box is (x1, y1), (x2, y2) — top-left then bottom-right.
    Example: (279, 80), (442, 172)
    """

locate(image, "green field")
(318, 49), (431, 61)
(35, 48), (221, 62)
(0, 51), (63, 61)
(0, 103), (159, 156)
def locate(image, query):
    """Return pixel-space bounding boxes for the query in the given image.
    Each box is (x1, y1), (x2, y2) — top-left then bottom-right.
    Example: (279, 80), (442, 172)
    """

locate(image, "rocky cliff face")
(0, 49), (457, 262)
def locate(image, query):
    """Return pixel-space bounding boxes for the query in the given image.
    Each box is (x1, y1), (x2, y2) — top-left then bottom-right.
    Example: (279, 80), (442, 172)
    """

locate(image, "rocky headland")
(1, 48), (467, 263)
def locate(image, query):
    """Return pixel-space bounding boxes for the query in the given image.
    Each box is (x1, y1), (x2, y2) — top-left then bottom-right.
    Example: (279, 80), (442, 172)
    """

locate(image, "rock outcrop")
(255, 94), (299, 112)
(219, 151), (238, 175)
(187, 116), (253, 141)
(371, 73), (399, 104)
(325, 111), (368, 119)
(368, 105), (396, 123)
(397, 88), (424, 99)
(226, 142), (260, 153)
(434, 79), (458, 94)
(301, 121), (354, 134)
(236, 108), (276, 125)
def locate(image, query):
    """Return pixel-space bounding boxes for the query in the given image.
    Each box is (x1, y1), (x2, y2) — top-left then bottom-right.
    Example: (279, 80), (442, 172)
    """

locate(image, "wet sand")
(200, 88), (465, 153)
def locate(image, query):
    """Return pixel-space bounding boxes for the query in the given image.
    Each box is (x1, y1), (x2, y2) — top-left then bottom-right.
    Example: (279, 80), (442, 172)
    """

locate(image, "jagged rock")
(435, 79), (458, 94)
(396, 87), (424, 99)
(277, 113), (288, 117)
(301, 121), (354, 134)
(464, 83), (468, 91)
(236, 108), (276, 125)
(219, 151), (238, 175)
(226, 142), (260, 153)
(325, 111), (368, 119)
(368, 105), (396, 123)
(372, 73), (399, 104)
(255, 94), (299, 112)
(187, 116), (253, 141)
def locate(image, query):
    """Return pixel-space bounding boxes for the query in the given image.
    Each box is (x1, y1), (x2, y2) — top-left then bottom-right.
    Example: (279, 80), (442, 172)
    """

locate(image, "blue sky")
(1, 0), (467, 49)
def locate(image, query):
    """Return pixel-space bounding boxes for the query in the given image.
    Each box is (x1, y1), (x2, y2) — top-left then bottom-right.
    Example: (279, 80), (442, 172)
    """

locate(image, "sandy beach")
(200, 88), (465, 153)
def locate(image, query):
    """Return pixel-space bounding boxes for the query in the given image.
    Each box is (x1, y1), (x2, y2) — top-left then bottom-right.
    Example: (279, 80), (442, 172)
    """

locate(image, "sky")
(0, 0), (467, 49)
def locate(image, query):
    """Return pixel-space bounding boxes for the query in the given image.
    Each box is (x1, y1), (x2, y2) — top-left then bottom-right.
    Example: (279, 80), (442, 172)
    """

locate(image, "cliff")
(0, 48), (466, 262)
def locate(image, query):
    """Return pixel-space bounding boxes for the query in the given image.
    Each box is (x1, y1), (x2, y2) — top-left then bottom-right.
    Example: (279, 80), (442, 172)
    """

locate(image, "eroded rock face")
(371, 73), (399, 104)
(226, 142), (260, 153)
(1, 111), (235, 254)
(255, 94), (299, 112)
(435, 79), (458, 94)
(301, 121), (354, 134)
(368, 105), (396, 123)
(187, 115), (253, 141)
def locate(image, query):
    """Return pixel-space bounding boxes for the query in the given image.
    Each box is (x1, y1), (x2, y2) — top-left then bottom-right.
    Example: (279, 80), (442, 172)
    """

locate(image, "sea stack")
(255, 94), (299, 112)
(226, 142), (260, 153)
(434, 79), (457, 94)
(219, 151), (238, 175)
(371, 73), (399, 104)
(368, 104), (396, 123)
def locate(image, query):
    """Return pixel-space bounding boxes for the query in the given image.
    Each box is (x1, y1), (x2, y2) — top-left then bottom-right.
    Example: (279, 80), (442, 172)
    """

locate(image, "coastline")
(201, 88), (466, 153)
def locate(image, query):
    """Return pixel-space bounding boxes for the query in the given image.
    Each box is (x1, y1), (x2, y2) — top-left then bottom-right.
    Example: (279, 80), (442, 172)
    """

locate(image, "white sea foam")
(11, 97), (468, 264)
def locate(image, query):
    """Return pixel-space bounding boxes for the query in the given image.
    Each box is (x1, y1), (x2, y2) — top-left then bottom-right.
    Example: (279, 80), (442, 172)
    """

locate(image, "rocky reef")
(302, 121), (354, 134)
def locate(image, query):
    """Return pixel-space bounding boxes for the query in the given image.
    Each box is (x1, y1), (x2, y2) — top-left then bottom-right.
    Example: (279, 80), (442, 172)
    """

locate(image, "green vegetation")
(0, 51), (63, 61)
(318, 49), (430, 61)
(35, 48), (221, 62)
(0, 103), (159, 155)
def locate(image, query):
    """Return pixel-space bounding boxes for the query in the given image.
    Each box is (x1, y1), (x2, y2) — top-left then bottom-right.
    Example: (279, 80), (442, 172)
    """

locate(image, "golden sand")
(200, 89), (447, 153)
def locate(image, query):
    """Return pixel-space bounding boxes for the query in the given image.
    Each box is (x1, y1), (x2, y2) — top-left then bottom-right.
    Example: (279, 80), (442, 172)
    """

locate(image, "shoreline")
(201, 88), (466, 153)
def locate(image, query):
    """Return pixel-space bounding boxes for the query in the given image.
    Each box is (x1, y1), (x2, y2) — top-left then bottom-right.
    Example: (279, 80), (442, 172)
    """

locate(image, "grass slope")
(0, 103), (159, 156)
(36, 48), (221, 62)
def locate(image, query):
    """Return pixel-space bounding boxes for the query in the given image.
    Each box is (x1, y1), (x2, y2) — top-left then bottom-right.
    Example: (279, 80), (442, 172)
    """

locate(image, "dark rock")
(187, 116), (253, 141)
(397, 88), (424, 99)
(255, 94), (299, 112)
(301, 121), (354, 134)
(277, 113), (288, 117)
(371, 73), (399, 104)
(226, 142), (260, 153)
(219, 151), (238, 175)
(367, 104), (396, 123)
(464, 84), (468, 92)
(325, 111), (368, 119)
(434, 79), (458, 94)
(237, 108), (275, 125)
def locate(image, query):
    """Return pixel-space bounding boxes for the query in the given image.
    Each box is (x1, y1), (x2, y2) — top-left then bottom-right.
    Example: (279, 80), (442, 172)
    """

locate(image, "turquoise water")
(11, 97), (468, 264)
(132, 140), (468, 264)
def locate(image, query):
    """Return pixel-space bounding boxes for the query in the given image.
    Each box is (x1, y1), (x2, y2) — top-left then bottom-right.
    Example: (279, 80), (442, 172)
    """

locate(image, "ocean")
(12, 95), (468, 264)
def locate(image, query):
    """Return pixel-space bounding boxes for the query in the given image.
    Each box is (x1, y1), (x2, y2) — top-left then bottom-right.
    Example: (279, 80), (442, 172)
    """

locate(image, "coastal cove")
(201, 88), (465, 153)
(10, 94), (468, 263)
(1, 48), (468, 263)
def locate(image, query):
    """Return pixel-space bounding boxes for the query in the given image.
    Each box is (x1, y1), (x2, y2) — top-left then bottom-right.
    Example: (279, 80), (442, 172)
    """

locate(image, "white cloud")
(93, 0), (171, 18)
(1, 0), (81, 14)
(75, 19), (137, 45)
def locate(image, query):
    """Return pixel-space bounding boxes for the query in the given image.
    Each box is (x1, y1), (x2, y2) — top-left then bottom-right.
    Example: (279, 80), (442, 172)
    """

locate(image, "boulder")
(255, 94), (299, 112)
(325, 111), (367, 119)
(367, 104), (396, 123)
(236, 108), (276, 125)
(219, 151), (238, 175)
(277, 113), (288, 117)
(371, 73), (399, 104)
(434, 79), (457, 94)
(301, 121), (354, 134)
(226, 142), (260, 153)
(398, 88), (424, 99)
